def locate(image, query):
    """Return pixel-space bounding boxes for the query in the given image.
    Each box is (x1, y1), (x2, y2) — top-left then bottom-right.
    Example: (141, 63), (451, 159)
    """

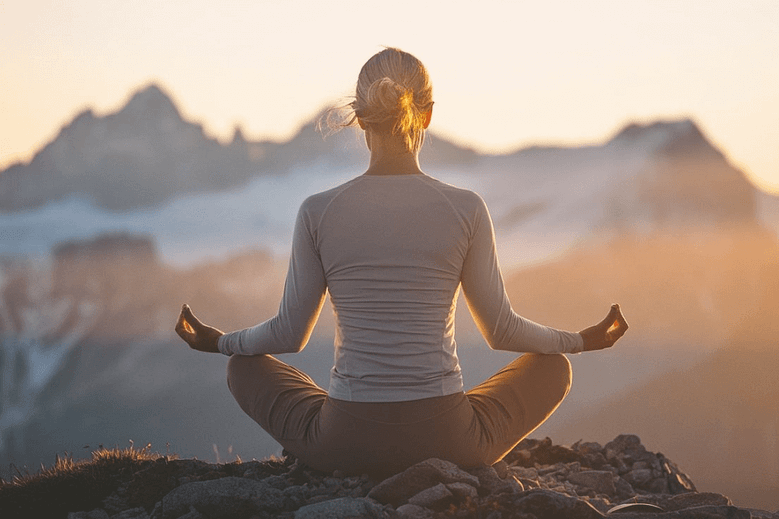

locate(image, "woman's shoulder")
(299, 176), (362, 212)
(419, 175), (489, 212)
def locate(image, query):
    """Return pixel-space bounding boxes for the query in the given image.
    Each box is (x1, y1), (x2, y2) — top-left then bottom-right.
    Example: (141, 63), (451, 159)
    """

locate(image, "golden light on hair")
(325, 47), (433, 153)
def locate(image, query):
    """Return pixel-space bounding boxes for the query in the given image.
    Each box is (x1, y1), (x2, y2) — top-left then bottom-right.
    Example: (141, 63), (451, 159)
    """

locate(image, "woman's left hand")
(175, 304), (224, 353)
(579, 303), (629, 351)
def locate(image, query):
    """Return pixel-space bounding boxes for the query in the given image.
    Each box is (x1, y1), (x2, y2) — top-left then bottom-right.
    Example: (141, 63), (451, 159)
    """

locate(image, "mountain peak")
(608, 118), (718, 158)
(118, 83), (181, 122)
(613, 118), (698, 140)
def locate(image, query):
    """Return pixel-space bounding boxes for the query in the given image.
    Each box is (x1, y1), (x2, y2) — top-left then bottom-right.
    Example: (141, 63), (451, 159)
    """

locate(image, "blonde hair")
(326, 48), (433, 153)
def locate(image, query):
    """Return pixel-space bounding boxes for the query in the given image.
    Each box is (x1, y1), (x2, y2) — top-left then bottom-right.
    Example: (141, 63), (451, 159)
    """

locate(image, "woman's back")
(306, 174), (482, 401)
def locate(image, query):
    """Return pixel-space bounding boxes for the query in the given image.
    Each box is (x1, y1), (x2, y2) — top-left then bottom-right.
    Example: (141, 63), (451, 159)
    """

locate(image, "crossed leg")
(226, 352), (572, 477)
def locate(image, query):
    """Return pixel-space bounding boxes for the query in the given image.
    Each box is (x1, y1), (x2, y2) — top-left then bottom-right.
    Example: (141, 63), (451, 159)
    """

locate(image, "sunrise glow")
(2, 0), (777, 193)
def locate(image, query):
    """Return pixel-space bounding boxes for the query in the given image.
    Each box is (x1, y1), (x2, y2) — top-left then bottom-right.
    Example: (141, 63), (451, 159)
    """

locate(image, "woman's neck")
(363, 130), (424, 176)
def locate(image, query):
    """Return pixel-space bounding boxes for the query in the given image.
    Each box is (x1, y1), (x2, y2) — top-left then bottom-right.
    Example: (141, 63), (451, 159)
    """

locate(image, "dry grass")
(0, 443), (173, 519)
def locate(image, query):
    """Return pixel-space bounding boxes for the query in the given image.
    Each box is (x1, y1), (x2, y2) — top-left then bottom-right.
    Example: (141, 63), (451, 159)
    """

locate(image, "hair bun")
(363, 77), (408, 124)
(322, 48), (433, 153)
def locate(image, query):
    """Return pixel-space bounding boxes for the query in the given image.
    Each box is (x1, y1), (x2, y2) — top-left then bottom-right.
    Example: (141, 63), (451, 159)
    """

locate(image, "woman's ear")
(423, 105), (433, 129)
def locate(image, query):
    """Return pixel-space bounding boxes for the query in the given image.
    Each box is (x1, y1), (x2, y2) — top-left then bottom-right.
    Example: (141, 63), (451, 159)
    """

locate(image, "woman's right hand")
(579, 304), (629, 351)
(175, 304), (224, 353)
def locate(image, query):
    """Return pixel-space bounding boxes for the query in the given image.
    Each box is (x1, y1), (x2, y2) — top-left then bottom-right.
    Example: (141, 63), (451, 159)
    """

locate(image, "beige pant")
(227, 353), (572, 479)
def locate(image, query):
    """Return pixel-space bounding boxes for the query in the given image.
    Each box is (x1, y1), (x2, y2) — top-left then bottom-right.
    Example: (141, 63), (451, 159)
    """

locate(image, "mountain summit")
(0, 84), (274, 212)
(118, 84), (182, 123)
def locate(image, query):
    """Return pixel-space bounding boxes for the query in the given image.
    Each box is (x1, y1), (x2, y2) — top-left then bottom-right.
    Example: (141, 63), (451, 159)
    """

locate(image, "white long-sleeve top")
(218, 174), (583, 401)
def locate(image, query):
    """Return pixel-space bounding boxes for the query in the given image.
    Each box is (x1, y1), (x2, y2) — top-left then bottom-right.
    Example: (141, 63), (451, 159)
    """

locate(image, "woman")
(175, 47), (628, 478)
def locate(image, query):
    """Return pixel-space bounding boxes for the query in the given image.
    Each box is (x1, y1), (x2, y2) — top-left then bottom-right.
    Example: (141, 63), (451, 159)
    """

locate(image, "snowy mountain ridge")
(0, 84), (766, 268)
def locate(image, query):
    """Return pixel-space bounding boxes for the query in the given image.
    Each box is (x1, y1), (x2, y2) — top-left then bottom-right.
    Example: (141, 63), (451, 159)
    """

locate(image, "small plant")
(0, 442), (173, 519)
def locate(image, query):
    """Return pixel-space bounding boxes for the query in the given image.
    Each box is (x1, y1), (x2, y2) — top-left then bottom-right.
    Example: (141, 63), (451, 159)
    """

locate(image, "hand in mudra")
(175, 304), (224, 353)
(579, 304), (629, 351)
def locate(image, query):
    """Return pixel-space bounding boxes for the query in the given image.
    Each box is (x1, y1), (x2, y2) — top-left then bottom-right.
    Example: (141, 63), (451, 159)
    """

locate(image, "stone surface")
(293, 497), (391, 519)
(68, 510), (110, 519)
(407, 483), (453, 510)
(743, 508), (779, 519)
(112, 508), (151, 519)
(395, 503), (433, 519)
(568, 470), (616, 496)
(175, 507), (205, 519)
(492, 460), (509, 478)
(468, 464), (522, 496)
(158, 476), (284, 519)
(624, 468), (654, 488)
(366, 458), (478, 507)
(510, 489), (605, 519)
(16, 434), (777, 519)
(605, 505), (751, 519)
(445, 482), (479, 502)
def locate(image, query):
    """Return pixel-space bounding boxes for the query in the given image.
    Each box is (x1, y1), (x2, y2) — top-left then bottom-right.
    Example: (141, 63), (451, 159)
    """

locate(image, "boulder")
(366, 458), (478, 507)
(293, 497), (391, 519)
(567, 470), (616, 496)
(157, 477), (284, 519)
(407, 483), (454, 510)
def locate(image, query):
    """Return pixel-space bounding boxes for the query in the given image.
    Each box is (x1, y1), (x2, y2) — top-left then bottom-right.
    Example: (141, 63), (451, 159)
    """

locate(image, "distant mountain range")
(1, 83), (777, 509)
(0, 84), (475, 213)
(1, 83), (772, 267)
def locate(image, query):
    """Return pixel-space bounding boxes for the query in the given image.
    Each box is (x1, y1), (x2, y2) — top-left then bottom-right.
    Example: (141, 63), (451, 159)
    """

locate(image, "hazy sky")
(2, 0), (778, 192)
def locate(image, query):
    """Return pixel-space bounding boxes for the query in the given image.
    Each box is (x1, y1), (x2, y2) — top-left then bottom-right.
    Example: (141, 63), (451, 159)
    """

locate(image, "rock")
(158, 477), (284, 519)
(293, 497), (391, 519)
(613, 476), (636, 499)
(573, 441), (609, 470)
(68, 510), (110, 519)
(604, 434), (644, 461)
(366, 458), (479, 507)
(624, 468), (653, 488)
(175, 507), (206, 519)
(492, 460), (509, 478)
(445, 482), (479, 502)
(646, 476), (669, 494)
(567, 470), (616, 496)
(15, 434), (768, 519)
(658, 454), (697, 493)
(283, 485), (310, 509)
(743, 508), (779, 519)
(395, 503), (434, 519)
(509, 489), (605, 519)
(509, 437), (583, 466)
(469, 465), (523, 495)
(628, 491), (732, 511)
(407, 483), (454, 510)
(112, 508), (151, 519)
(510, 466), (539, 480)
(575, 441), (605, 455)
(666, 505), (751, 518)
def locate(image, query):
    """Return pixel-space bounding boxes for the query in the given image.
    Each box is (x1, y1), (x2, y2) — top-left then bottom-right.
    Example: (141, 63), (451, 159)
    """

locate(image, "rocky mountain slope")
(4, 435), (776, 519)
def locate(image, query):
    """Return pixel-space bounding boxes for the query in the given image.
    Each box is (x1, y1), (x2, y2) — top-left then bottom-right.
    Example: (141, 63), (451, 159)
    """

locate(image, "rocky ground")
(5, 435), (778, 518)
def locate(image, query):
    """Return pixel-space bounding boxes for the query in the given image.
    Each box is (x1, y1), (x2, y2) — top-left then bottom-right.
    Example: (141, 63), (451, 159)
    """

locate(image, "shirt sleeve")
(460, 196), (583, 354)
(217, 203), (327, 356)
